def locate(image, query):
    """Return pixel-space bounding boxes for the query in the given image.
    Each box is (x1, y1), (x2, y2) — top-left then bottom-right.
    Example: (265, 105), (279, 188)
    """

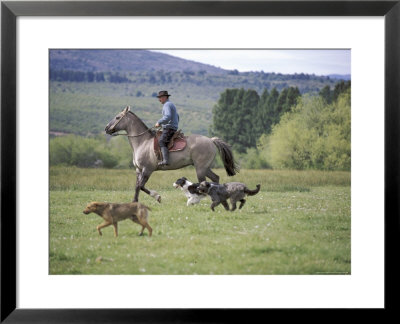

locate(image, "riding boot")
(158, 146), (169, 166)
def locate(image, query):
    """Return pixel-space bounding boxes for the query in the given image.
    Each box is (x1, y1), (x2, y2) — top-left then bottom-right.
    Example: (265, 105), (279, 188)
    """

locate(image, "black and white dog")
(197, 181), (261, 211)
(173, 177), (207, 206)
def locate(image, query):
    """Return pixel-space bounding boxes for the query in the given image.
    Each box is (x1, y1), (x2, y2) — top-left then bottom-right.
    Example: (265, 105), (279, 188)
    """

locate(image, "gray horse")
(105, 106), (239, 203)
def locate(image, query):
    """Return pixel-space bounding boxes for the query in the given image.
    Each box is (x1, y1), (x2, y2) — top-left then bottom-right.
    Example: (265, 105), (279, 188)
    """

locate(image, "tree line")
(210, 86), (301, 153)
(50, 70), (132, 83)
(210, 81), (351, 170)
(50, 69), (342, 95)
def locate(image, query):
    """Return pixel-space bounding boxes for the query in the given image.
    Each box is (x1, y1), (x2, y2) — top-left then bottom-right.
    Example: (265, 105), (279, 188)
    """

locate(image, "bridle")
(108, 110), (159, 137)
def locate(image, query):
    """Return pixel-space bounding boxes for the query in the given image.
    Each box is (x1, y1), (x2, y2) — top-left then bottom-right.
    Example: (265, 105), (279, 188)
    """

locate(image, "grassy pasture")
(50, 166), (351, 275)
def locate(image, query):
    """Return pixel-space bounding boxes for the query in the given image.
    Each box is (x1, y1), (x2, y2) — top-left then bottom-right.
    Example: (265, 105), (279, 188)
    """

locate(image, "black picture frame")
(1, 0), (399, 322)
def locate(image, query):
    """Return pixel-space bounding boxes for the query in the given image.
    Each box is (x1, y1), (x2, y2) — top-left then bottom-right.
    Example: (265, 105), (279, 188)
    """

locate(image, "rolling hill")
(50, 49), (225, 74)
(49, 49), (350, 136)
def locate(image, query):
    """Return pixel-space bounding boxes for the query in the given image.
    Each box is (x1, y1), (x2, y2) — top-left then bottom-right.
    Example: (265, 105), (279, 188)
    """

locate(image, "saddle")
(154, 129), (187, 161)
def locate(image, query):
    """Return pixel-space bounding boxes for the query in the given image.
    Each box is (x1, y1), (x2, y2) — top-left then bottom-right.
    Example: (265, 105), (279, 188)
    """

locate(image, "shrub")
(50, 135), (119, 168)
(260, 91), (350, 171)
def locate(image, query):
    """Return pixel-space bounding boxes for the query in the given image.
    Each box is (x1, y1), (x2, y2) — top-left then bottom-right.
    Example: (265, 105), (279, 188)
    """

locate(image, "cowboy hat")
(157, 90), (171, 98)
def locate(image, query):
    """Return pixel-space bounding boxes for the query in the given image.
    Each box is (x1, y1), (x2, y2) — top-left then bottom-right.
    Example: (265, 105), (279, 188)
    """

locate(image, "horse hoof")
(157, 196), (161, 203)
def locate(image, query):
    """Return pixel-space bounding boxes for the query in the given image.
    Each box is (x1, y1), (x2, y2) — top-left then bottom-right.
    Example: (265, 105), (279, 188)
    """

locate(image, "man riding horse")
(154, 90), (179, 166)
(105, 105), (238, 203)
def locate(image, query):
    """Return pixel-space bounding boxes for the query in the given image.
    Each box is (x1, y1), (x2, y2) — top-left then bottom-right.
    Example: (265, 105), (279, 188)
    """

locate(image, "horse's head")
(105, 106), (131, 135)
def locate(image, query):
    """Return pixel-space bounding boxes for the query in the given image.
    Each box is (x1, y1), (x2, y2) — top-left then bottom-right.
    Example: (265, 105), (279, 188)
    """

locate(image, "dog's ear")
(93, 202), (106, 209)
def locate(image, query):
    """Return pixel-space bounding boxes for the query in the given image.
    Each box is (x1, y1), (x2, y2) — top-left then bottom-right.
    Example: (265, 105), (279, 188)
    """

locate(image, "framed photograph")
(2, 0), (398, 322)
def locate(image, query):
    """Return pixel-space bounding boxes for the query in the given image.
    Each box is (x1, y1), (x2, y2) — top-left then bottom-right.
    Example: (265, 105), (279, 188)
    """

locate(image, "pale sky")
(152, 49), (350, 76)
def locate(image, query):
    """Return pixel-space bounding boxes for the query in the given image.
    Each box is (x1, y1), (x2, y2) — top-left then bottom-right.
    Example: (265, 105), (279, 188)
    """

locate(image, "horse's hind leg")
(195, 166), (220, 183)
(206, 168), (220, 183)
(194, 165), (207, 183)
(141, 174), (161, 203)
(133, 169), (161, 203)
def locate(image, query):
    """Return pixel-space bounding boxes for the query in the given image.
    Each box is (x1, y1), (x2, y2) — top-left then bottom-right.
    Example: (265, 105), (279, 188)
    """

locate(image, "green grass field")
(50, 166), (351, 275)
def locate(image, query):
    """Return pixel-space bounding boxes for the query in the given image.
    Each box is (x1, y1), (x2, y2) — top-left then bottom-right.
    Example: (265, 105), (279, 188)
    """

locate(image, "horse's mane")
(127, 111), (156, 137)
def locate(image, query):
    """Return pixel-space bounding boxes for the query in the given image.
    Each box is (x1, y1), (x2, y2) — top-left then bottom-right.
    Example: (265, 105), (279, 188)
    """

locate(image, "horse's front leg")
(133, 169), (142, 202)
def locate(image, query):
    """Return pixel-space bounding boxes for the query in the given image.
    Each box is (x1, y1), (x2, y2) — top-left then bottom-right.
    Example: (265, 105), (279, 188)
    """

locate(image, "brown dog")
(83, 202), (152, 237)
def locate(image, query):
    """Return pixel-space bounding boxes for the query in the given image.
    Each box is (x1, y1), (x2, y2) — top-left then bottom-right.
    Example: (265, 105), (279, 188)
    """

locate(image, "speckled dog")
(198, 181), (261, 211)
(173, 177), (207, 206)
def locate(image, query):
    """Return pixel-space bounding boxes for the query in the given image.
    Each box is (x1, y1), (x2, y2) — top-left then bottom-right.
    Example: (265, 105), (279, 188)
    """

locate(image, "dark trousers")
(159, 128), (176, 148)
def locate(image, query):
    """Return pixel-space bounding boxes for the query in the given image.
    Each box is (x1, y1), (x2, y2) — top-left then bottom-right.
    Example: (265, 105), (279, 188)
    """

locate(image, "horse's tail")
(211, 137), (239, 176)
(245, 184), (261, 196)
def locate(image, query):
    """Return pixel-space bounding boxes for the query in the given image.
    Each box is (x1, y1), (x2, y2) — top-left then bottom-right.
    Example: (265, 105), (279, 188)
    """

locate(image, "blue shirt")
(157, 100), (179, 130)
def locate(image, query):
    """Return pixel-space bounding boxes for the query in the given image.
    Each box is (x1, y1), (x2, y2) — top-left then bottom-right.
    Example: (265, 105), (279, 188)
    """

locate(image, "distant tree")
(96, 72), (105, 82)
(275, 88), (289, 118)
(211, 88), (262, 153)
(160, 73), (166, 83)
(319, 85), (332, 103)
(256, 89), (272, 135)
(148, 74), (156, 84)
(264, 87), (279, 131)
(210, 88), (241, 147)
(284, 87), (301, 113)
(237, 89), (260, 151)
(109, 72), (129, 83)
(87, 71), (95, 82)
(73, 71), (85, 82)
(229, 88), (246, 152)
(333, 80), (351, 102)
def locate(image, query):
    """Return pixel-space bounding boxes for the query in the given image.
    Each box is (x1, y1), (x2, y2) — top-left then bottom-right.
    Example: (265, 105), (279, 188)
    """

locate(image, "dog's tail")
(245, 184), (260, 196)
(211, 137), (240, 176)
(140, 203), (151, 211)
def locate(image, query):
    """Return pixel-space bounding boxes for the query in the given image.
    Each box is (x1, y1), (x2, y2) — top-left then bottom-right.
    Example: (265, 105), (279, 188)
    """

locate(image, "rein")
(108, 108), (160, 137)
(111, 127), (158, 137)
